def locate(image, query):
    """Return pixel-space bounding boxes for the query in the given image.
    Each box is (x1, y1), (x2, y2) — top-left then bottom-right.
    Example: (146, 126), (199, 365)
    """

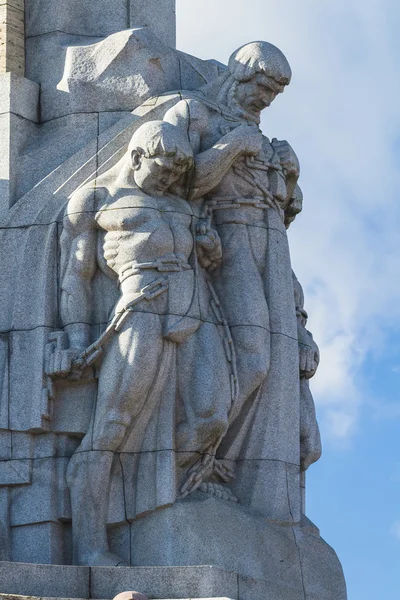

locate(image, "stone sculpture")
(49, 120), (237, 566)
(0, 4), (347, 597)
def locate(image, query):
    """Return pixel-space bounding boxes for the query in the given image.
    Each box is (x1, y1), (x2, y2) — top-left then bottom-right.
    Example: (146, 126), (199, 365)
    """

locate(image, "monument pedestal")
(0, 555), (346, 600)
(130, 493), (346, 600)
(0, 494), (346, 600)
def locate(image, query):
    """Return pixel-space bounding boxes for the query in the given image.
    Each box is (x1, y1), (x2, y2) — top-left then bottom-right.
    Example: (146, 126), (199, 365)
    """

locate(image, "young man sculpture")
(48, 120), (235, 566)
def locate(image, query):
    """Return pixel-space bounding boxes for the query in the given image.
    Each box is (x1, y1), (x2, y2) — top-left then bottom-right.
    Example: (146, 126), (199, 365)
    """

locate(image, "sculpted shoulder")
(164, 98), (210, 151)
(64, 185), (102, 232)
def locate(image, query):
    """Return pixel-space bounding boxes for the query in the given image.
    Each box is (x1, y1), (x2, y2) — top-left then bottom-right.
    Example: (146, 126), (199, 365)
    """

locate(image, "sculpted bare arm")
(60, 186), (98, 350)
(164, 99), (263, 199)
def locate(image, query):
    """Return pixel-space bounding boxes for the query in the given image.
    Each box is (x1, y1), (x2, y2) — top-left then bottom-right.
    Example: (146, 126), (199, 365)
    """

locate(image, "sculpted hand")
(299, 344), (318, 379)
(196, 225), (222, 272)
(271, 138), (300, 179)
(45, 332), (86, 380)
(228, 124), (263, 157)
(297, 323), (319, 379)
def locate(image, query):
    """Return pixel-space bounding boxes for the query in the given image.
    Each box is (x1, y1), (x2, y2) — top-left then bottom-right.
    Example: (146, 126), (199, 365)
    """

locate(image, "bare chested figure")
(49, 121), (233, 566)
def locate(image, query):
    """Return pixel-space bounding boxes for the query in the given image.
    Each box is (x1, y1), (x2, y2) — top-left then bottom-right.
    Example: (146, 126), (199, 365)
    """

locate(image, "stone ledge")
(0, 596), (234, 600)
(0, 563), (238, 600)
(0, 73), (39, 123)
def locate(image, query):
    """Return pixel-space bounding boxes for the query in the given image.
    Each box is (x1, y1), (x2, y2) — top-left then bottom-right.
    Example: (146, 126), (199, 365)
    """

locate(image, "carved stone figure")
(294, 272), (322, 472)
(0, 4), (348, 594)
(48, 120), (236, 566)
(164, 41), (303, 519)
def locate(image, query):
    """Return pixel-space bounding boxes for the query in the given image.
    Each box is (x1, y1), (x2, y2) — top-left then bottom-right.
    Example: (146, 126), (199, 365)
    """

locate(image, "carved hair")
(128, 120), (194, 167)
(228, 41), (292, 85)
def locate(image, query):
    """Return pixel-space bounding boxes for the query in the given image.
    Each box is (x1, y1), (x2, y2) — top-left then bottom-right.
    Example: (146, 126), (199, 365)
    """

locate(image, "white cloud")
(177, 0), (400, 440)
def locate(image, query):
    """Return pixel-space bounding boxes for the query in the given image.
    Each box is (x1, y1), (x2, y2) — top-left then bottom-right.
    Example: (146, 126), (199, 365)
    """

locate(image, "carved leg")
(176, 321), (231, 461)
(67, 450), (127, 567)
(213, 223), (270, 412)
(67, 312), (164, 566)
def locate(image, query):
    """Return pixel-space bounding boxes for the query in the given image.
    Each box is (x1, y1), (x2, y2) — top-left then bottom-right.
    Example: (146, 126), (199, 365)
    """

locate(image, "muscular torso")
(95, 188), (195, 281)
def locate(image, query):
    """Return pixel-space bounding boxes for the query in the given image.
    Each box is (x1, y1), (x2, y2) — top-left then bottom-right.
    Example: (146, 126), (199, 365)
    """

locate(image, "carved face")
(132, 154), (188, 196)
(234, 73), (285, 117)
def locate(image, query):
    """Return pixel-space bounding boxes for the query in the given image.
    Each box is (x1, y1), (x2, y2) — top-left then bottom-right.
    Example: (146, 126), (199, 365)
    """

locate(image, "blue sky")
(177, 1), (400, 598)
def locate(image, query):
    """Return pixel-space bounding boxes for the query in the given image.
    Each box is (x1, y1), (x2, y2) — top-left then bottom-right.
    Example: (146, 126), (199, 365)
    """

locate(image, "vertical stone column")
(0, 0), (39, 217)
(0, 0), (25, 75)
(130, 0), (176, 47)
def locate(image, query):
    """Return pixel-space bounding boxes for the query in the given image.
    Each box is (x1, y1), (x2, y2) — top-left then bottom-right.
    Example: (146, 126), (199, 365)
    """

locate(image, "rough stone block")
(294, 529), (347, 600)
(0, 337), (9, 430)
(11, 522), (70, 565)
(15, 112), (99, 200)
(9, 328), (54, 431)
(10, 457), (70, 526)
(25, 29), (221, 121)
(0, 73), (39, 122)
(232, 459), (301, 525)
(238, 575), (304, 600)
(5, 222), (58, 329)
(130, 493), (302, 582)
(0, 561), (89, 597)
(25, 31), (72, 88)
(26, 0), (128, 38)
(0, 2), (25, 75)
(130, 0), (176, 47)
(56, 28), (181, 118)
(0, 459), (31, 486)
(52, 378), (96, 436)
(0, 487), (11, 560)
(90, 565), (238, 600)
(10, 432), (34, 460)
(0, 430), (11, 460)
(98, 111), (130, 135)
(0, 111), (37, 215)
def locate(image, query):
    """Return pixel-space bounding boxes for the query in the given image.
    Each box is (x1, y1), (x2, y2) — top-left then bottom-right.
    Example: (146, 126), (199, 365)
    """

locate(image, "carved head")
(228, 41), (292, 118)
(129, 120), (194, 196)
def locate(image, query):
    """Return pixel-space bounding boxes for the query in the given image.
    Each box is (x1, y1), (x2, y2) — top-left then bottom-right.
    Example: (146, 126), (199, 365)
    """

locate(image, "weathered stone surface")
(130, 493), (303, 581)
(0, 111), (37, 215)
(15, 113), (99, 200)
(0, 4), (347, 599)
(0, 597), (234, 600)
(25, 28), (223, 122)
(91, 565), (238, 600)
(25, 0), (176, 47)
(0, 73), (39, 122)
(0, 562), (89, 598)
(26, 0), (128, 39)
(129, 0), (176, 48)
(0, 1), (25, 75)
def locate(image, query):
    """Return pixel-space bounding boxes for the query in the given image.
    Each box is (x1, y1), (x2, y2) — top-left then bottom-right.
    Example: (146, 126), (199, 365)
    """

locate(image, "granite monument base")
(0, 492), (346, 600)
(130, 493), (347, 600)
